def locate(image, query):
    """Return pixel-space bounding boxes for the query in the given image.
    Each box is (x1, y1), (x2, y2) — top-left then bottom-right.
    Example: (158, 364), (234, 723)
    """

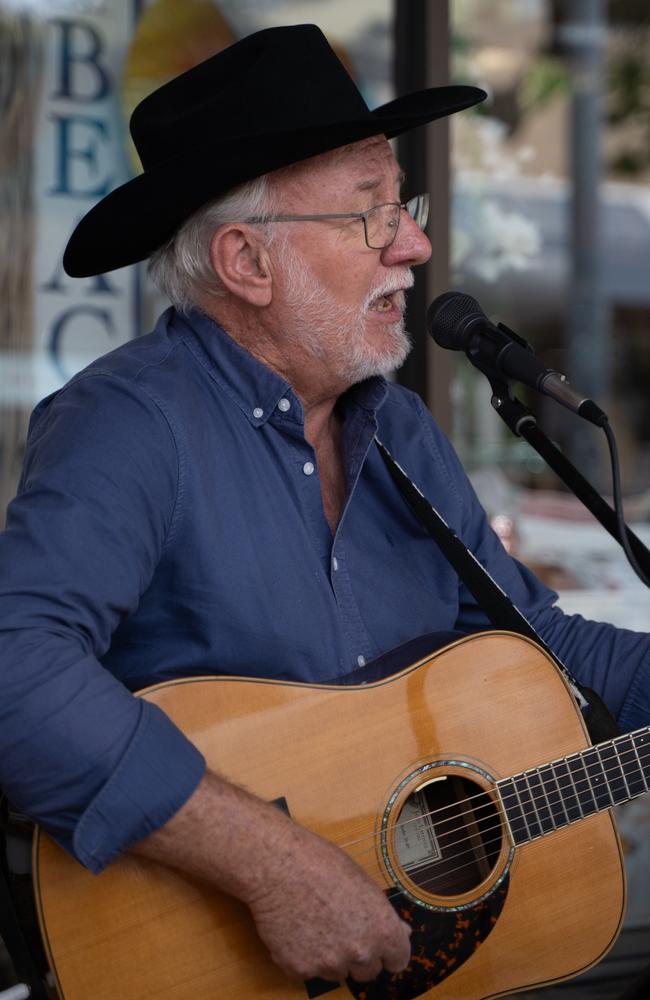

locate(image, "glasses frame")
(246, 193), (429, 250)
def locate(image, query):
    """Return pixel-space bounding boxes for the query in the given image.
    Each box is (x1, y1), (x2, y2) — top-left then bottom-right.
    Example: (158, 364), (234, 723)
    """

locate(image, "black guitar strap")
(375, 437), (619, 743)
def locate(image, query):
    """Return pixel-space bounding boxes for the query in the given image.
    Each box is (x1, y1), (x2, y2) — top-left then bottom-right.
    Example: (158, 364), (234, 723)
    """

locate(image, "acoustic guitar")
(33, 631), (646, 999)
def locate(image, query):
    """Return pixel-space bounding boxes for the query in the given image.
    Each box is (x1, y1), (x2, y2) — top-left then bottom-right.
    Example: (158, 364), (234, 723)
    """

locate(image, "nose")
(380, 208), (432, 268)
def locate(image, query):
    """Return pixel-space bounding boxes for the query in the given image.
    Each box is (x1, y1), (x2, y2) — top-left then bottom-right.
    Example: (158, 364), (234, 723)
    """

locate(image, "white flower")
(453, 196), (542, 282)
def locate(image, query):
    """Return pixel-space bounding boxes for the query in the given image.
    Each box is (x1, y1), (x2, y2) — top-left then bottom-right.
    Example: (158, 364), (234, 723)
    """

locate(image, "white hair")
(147, 175), (279, 313)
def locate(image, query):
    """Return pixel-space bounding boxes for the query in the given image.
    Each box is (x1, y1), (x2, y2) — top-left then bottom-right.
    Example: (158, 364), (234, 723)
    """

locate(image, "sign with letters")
(33, 0), (139, 401)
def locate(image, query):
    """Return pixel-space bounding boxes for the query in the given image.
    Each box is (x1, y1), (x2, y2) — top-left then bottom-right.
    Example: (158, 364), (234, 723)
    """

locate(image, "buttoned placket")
(326, 401), (381, 672)
(267, 391), (377, 673)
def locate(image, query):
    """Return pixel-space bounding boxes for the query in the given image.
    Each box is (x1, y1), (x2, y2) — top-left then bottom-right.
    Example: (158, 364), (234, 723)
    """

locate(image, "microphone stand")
(485, 373), (650, 579)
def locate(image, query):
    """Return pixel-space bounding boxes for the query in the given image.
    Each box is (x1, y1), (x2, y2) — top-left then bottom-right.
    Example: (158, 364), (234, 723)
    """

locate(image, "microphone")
(427, 291), (608, 427)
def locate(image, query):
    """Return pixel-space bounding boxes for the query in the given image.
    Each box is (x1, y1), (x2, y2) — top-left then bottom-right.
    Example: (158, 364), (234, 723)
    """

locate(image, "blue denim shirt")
(1, 307), (649, 873)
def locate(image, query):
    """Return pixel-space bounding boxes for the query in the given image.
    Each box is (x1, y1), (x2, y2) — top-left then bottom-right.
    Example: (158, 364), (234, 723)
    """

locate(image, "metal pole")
(395, 0), (452, 433)
(561, 0), (609, 479)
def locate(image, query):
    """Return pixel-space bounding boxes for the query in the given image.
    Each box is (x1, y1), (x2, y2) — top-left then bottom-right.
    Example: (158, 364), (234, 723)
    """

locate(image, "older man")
(1, 23), (649, 989)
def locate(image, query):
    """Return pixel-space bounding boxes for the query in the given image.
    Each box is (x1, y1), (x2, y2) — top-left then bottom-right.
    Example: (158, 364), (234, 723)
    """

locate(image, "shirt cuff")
(71, 700), (206, 873)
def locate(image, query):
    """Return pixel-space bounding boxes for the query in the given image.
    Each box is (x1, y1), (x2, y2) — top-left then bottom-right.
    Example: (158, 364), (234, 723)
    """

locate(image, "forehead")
(271, 136), (403, 207)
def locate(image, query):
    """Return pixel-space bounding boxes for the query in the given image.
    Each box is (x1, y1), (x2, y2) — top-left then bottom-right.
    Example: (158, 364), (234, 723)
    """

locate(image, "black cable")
(602, 420), (650, 590)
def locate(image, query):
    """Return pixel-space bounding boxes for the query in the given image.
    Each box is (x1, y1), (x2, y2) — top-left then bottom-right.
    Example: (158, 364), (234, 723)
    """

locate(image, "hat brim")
(63, 85), (485, 277)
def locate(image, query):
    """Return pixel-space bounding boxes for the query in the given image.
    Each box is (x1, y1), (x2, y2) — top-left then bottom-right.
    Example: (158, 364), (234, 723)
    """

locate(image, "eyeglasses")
(246, 193), (429, 250)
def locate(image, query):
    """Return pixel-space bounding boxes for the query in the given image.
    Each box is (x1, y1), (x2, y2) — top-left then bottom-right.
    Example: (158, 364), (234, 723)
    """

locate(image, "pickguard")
(348, 879), (509, 999)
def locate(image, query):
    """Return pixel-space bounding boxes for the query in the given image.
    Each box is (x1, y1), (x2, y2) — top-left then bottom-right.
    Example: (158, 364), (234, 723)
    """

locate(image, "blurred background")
(1, 0), (649, 997)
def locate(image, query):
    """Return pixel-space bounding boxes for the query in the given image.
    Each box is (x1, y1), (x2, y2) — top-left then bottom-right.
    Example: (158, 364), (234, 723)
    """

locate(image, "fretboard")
(497, 726), (650, 846)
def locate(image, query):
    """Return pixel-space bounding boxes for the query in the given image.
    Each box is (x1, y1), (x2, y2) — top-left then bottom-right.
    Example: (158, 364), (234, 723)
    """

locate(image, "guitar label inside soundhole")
(394, 790), (442, 866)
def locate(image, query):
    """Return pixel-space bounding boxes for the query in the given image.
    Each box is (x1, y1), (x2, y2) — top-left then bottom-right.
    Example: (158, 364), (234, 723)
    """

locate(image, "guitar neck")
(497, 725), (650, 845)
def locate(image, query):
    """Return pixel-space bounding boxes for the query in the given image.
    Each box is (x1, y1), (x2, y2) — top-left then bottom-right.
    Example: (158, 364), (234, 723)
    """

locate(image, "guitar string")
(340, 759), (644, 885)
(338, 737), (650, 856)
(378, 763), (633, 898)
(341, 763), (649, 901)
(355, 812), (504, 889)
(381, 827), (513, 902)
(341, 750), (650, 856)
(354, 779), (608, 893)
(336, 741), (649, 874)
(342, 772), (614, 875)
(345, 779), (636, 905)
(343, 804), (539, 892)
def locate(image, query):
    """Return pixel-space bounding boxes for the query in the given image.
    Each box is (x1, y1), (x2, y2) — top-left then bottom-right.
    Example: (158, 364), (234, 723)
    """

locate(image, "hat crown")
(130, 24), (371, 170)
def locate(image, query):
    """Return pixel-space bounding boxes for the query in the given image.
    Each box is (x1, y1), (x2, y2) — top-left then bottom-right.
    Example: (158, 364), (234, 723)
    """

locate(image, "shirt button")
(357, 655), (366, 667)
(252, 407), (263, 419)
(277, 398), (291, 412)
(302, 461), (315, 476)
(332, 557), (339, 571)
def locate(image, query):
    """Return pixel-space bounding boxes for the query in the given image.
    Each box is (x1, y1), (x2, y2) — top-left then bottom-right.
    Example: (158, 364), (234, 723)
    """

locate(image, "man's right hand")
(133, 769), (412, 984)
(245, 817), (412, 983)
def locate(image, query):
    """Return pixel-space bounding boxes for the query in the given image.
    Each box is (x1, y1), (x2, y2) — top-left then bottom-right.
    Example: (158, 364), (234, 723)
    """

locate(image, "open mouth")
(370, 295), (394, 312)
(369, 289), (404, 313)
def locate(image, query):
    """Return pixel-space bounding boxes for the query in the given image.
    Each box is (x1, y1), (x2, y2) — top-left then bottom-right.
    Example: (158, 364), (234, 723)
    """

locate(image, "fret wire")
(613, 740), (632, 799)
(494, 783), (513, 842)
(526, 737), (650, 821)
(510, 779), (529, 835)
(497, 780), (528, 845)
(616, 733), (647, 797)
(497, 729), (650, 848)
(584, 746), (613, 809)
(523, 772), (547, 833)
(568, 753), (599, 814)
(612, 733), (650, 796)
(514, 776), (541, 839)
(634, 732), (650, 788)
(630, 735), (650, 793)
(552, 757), (584, 823)
(557, 756), (584, 820)
(534, 766), (560, 829)
(595, 745), (617, 808)
(540, 763), (569, 826)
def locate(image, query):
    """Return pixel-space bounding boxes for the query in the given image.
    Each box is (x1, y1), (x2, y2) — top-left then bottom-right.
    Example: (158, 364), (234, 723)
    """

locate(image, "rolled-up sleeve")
(0, 372), (205, 872)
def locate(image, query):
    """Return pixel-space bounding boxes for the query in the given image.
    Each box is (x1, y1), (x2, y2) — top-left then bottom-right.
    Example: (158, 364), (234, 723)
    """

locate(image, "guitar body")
(33, 632), (626, 999)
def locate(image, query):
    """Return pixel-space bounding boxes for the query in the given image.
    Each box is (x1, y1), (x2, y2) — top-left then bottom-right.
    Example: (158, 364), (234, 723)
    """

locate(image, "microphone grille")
(427, 291), (482, 349)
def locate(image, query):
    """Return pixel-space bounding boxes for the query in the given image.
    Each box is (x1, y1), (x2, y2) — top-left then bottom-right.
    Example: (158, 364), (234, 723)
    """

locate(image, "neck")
(204, 297), (350, 425)
(204, 297), (347, 533)
(498, 723), (650, 847)
(302, 398), (342, 452)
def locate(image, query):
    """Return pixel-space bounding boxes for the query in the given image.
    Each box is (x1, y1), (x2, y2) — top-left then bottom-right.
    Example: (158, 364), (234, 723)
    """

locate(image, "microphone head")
(427, 291), (484, 350)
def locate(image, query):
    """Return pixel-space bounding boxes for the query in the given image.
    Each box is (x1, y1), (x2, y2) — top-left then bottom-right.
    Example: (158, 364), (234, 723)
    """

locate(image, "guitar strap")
(375, 437), (619, 743)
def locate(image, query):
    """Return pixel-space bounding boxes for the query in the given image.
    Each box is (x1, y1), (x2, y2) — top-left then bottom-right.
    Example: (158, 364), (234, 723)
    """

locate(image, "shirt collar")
(174, 307), (389, 426)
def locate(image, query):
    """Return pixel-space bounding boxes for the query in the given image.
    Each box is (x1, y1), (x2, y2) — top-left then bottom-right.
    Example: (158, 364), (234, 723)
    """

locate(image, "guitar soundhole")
(394, 775), (502, 896)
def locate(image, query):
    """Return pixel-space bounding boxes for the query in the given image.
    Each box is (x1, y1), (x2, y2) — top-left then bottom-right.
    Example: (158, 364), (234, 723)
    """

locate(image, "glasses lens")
(365, 203), (401, 249)
(406, 194), (429, 231)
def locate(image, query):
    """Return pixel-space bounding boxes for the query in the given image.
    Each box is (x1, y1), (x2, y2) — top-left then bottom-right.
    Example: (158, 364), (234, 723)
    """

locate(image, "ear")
(208, 225), (273, 306)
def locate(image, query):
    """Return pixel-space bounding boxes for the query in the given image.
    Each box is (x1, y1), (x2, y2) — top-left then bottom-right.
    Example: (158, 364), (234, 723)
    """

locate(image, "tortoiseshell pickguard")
(346, 878), (509, 1000)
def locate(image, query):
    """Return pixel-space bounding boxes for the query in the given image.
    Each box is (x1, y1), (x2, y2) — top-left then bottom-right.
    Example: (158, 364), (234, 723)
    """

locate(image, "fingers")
(249, 824), (414, 985)
(270, 920), (412, 985)
(348, 955), (384, 983)
(327, 917), (413, 983)
(380, 918), (413, 975)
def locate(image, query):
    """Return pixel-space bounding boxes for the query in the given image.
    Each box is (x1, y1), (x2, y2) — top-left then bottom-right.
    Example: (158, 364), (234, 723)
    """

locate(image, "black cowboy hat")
(63, 23), (486, 277)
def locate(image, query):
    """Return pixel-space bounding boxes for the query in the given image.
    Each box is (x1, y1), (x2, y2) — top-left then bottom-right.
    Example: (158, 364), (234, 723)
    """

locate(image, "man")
(1, 23), (649, 988)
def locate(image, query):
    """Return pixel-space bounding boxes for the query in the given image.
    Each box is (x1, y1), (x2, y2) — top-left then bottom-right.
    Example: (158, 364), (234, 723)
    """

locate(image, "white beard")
(279, 243), (413, 386)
